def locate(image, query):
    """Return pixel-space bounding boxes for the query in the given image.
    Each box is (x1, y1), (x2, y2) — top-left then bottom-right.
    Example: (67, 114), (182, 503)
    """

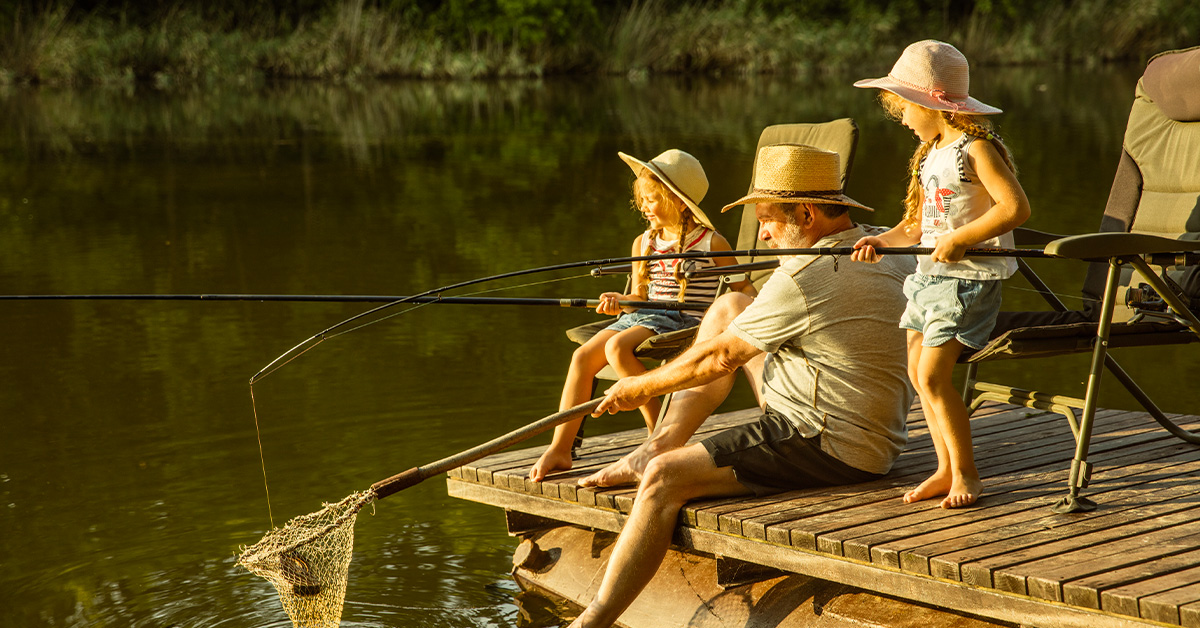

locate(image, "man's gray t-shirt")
(727, 225), (915, 475)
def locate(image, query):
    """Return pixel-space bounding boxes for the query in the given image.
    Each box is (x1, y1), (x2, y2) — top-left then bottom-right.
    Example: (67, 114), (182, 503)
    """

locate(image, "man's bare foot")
(902, 472), (952, 504)
(529, 447), (573, 482)
(578, 454), (641, 488)
(940, 477), (983, 509)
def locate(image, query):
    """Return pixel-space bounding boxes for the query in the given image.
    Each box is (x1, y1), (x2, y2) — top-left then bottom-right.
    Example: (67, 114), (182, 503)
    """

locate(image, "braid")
(942, 112), (1018, 176)
(903, 140), (935, 232)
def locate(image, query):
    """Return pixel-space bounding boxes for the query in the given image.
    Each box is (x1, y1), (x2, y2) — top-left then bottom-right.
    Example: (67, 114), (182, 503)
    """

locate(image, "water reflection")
(4, 63), (1193, 628)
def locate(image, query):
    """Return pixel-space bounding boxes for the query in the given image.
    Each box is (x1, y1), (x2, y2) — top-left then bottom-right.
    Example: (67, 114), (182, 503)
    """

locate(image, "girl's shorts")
(605, 308), (700, 335)
(899, 273), (1002, 350)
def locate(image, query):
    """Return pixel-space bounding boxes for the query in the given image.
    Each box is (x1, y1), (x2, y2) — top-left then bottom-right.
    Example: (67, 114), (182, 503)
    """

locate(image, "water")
(3, 64), (1196, 627)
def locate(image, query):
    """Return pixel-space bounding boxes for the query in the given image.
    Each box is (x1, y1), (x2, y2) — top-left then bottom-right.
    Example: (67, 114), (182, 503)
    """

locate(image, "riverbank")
(2, 0), (1197, 86)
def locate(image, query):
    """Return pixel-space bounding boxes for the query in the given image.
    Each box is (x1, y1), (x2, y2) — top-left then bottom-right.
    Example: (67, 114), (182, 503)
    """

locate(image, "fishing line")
(247, 271), (593, 524)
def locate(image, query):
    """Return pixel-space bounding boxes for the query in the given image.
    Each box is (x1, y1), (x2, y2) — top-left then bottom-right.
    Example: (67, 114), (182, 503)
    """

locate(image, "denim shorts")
(899, 273), (1002, 350)
(700, 408), (882, 497)
(605, 308), (700, 335)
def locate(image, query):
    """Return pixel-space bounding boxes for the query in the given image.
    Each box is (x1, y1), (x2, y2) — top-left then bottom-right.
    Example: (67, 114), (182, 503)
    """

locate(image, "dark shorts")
(700, 409), (884, 497)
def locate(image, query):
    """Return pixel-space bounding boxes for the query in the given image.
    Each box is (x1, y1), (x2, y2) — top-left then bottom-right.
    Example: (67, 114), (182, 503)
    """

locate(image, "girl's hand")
(931, 232), (970, 263)
(596, 292), (624, 315)
(851, 236), (884, 263)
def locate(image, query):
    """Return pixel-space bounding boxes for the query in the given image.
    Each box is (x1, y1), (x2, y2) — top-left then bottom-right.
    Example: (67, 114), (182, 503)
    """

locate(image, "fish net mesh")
(238, 490), (376, 628)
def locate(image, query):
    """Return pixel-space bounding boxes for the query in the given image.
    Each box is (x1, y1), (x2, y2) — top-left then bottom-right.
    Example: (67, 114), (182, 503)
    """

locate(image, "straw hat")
(853, 40), (1001, 115)
(618, 149), (714, 230)
(720, 144), (871, 213)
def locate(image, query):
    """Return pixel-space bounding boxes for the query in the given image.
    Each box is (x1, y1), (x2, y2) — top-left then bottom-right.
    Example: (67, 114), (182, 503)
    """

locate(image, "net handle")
(370, 398), (605, 500)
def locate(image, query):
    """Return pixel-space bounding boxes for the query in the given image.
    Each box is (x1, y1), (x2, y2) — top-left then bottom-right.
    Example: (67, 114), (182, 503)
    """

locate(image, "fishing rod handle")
(369, 398), (605, 501)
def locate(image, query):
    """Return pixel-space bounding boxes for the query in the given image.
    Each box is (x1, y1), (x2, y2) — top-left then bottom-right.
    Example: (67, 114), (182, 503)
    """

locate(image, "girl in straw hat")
(851, 40), (1031, 509)
(529, 149), (753, 483)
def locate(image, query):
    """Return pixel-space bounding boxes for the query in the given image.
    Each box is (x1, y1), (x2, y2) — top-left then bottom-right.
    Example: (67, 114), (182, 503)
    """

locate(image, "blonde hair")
(879, 91), (1018, 231)
(632, 171), (699, 299)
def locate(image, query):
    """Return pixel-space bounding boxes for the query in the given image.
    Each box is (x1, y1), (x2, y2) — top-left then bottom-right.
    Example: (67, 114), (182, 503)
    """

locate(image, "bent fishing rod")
(249, 244), (1051, 384)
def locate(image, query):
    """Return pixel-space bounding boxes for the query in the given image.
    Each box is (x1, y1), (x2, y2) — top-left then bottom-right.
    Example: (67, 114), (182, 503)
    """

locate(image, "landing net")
(238, 490), (376, 628)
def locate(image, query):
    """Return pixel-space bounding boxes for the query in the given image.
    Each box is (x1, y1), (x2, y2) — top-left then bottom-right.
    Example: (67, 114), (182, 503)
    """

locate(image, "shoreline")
(2, 0), (1196, 87)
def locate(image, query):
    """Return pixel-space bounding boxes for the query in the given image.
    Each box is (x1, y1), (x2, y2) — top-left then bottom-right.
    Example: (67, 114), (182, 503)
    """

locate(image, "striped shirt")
(643, 227), (722, 316)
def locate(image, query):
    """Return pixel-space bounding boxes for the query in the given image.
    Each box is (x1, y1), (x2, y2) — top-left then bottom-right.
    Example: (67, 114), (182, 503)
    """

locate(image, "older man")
(565, 144), (915, 628)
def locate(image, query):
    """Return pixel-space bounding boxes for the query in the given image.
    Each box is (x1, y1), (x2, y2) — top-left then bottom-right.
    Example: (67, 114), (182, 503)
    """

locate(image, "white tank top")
(917, 135), (1016, 280)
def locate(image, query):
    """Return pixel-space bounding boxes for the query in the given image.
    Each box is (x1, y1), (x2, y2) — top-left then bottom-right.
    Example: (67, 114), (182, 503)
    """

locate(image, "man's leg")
(580, 292), (757, 487)
(569, 443), (751, 628)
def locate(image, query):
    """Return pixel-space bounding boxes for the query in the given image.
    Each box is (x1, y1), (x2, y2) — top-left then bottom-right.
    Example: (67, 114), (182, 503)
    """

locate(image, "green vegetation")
(0, 0), (1197, 85)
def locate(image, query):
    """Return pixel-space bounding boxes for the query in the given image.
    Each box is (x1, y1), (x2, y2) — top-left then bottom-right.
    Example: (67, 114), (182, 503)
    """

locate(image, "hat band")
(887, 73), (968, 112)
(752, 187), (845, 198)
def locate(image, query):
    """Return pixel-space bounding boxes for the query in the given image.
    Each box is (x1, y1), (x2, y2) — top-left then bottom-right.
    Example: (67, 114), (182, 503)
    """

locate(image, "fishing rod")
(591, 245), (1054, 278)
(0, 294), (699, 310)
(250, 244), (1051, 384)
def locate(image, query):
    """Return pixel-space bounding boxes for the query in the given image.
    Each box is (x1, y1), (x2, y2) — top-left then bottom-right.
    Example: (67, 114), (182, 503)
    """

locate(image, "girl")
(529, 149), (752, 482)
(851, 40), (1031, 508)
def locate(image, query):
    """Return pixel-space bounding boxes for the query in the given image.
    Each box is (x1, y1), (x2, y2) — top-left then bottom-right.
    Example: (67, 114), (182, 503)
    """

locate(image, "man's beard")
(768, 222), (810, 249)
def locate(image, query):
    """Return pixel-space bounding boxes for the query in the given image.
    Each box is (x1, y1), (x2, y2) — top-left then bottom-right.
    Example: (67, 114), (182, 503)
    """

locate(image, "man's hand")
(593, 377), (654, 416)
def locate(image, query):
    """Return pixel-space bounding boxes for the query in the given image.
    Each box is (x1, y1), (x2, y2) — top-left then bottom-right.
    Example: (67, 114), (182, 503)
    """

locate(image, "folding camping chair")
(961, 46), (1200, 513)
(565, 119), (860, 428)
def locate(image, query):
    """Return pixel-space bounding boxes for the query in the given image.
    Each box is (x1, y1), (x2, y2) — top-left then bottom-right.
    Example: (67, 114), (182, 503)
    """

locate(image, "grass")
(0, 0), (1197, 86)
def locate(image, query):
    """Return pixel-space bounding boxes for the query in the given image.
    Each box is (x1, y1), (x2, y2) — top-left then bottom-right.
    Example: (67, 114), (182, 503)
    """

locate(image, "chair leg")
(1054, 259), (1123, 513)
(961, 363), (979, 415)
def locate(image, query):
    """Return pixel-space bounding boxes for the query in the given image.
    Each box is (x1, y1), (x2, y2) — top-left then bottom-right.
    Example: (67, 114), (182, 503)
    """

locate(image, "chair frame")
(962, 229), (1200, 512)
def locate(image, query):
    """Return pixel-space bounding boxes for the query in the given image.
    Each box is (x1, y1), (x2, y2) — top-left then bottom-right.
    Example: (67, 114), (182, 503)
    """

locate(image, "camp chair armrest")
(1014, 227), (1067, 246)
(1045, 232), (1200, 260)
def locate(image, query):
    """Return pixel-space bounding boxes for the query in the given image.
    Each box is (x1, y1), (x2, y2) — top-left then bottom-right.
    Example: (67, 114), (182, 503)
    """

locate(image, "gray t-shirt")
(727, 225), (915, 475)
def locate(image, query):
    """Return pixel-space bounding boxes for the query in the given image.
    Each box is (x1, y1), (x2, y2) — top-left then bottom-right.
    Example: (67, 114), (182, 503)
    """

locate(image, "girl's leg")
(529, 330), (619, 482)
(912, 338), (980, 508)
(604, 326), (661, 431)
(903, 331), (951, 504)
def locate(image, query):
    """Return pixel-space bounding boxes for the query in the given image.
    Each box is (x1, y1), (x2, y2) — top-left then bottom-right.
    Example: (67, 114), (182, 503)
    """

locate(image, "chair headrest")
(1143, 46), (1200, 122)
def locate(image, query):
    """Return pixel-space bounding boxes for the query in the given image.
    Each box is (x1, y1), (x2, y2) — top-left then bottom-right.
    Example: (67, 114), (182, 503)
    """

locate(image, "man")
(565, 144), (916, 628)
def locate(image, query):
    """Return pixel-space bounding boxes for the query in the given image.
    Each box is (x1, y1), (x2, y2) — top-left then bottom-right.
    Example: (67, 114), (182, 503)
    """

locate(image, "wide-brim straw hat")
(618, 149), (714, 230)
(720, 144), (871, 213)
(853, 39), (1002, 115)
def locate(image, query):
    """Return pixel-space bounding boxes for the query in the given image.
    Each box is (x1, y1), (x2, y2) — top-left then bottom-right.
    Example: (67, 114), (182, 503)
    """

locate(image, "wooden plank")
(776, 411), (1157, 555)
(963, 504), (1200, 593)
(1101, 566), (1200, 622)
(905, 445), (1200, 578)
(860, 438), (1200, 570)
(1064, 548), (1200, 609)
(450, 478), (1159, 628)
(1018, 525), (1200, 602)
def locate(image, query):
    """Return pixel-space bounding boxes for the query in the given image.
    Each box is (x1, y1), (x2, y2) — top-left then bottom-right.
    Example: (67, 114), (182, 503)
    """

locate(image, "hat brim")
(618, 152), (715, 230)
(720, 191), (873, 214)
(853, 77), (1002, 115)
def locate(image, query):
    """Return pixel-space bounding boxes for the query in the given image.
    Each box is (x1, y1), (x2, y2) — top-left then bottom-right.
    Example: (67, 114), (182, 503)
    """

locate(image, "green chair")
(961, 46), (1200, 512)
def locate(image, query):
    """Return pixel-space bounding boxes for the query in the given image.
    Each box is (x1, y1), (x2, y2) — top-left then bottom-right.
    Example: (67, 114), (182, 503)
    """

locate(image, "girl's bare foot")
(940, 476), (983, 509)
(529, 447), (574, 482)
(903, 471), (952, 504)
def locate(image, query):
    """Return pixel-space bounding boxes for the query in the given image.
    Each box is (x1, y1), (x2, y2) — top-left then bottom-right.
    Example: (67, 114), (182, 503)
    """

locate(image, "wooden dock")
(448, 400), (1200, 628)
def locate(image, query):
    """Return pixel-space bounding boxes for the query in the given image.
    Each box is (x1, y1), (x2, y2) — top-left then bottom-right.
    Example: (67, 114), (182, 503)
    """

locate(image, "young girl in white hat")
(529, 149), (752, 483)
(851, 40), (1031, 508)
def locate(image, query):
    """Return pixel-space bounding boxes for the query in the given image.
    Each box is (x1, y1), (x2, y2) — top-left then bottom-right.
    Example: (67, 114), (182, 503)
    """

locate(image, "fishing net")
(239, 490), (377, 628)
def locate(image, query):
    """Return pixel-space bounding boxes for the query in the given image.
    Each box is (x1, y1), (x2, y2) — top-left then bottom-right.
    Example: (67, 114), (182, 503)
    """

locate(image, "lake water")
(3, 64), (1197, 627)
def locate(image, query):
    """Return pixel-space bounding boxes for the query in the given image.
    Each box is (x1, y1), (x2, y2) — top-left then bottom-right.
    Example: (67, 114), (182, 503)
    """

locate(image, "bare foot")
(528, 447), (573, 482)
(578, 455), (641, 488)
(940, 476), (983, 509)
(902, 471), (952, 504)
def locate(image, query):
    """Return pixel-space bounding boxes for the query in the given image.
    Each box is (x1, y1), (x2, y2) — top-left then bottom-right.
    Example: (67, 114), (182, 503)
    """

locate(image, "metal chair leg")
(1053, 259), (1123, 513)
